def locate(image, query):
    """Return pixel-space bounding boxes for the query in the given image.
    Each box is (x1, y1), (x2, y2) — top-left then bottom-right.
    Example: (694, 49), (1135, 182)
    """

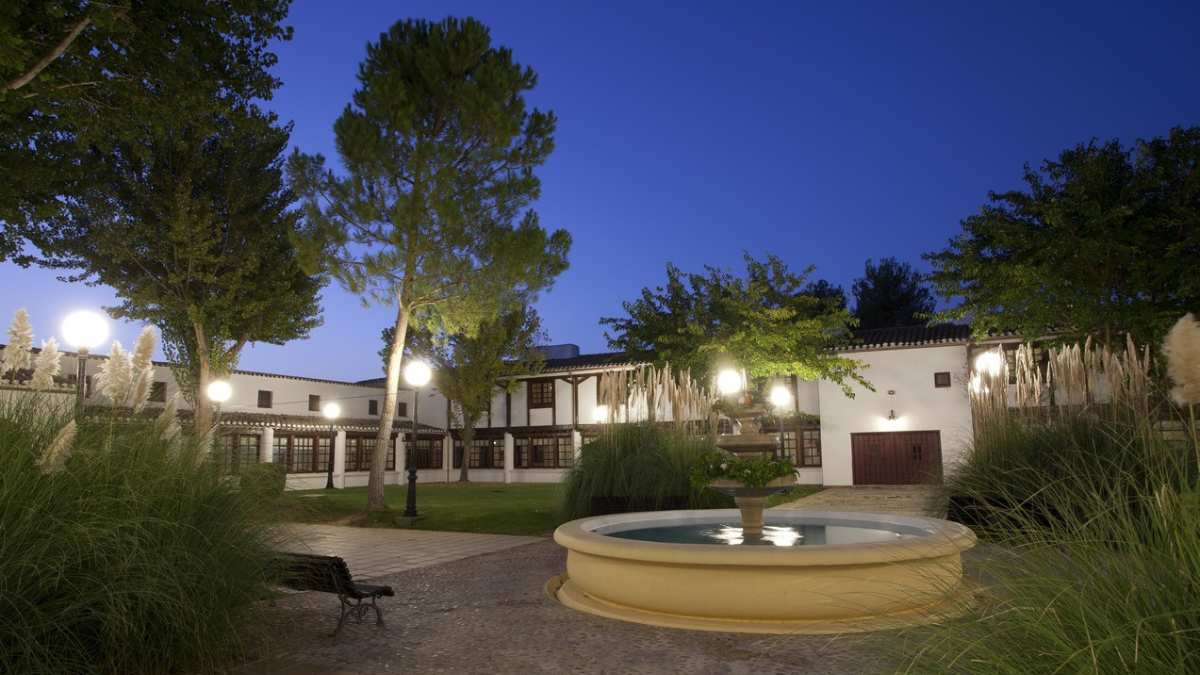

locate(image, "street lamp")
(61, 310), (109, 417)
(322, 401), (341, 490)
(205, 379), (232, 464)
(402, 359), (432, 518)
(768, 383), (793, 458)
(716, 368), (743, 396)
(206, 379), (232, 427)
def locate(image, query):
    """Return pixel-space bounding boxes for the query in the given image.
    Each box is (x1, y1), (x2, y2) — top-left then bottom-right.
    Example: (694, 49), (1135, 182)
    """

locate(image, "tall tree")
(289, 17), (570, 510)
(803, 279), (847, 311)
(1, 0), (293, 261)
(927, 127), (1200, 345)
(602, 254), (868, 397)
(851, 257), (936, 330)
(25, 104), (323, 432)
(388, 306), (545, 481)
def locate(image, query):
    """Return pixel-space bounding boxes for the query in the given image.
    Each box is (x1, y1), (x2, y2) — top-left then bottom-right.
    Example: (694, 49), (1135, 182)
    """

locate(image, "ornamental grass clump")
(904, 327), (1200, 673)
(0, 396), (276, 675)
(559, 425), (732, 520)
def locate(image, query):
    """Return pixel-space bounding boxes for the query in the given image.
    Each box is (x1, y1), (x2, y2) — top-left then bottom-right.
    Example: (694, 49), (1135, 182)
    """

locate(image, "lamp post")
(322, 401), (341, 490)
(768, 382), (793, 459)
(205, 379), (232, 468)
(402, 359), (431, 518)
(715, 367), (743, 435)
(61, 310), (110, 418)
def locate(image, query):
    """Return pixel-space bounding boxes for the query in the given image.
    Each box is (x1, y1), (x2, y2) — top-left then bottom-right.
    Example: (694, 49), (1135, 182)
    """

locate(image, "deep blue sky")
(3, 1), (1198, 381)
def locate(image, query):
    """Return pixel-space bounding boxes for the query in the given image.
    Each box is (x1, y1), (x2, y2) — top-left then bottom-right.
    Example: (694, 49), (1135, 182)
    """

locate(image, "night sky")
(2, 1), (1198, 381)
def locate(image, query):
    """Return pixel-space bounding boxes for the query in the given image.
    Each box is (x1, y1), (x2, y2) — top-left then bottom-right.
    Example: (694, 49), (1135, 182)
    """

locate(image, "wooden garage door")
(850, 431), (942, 485)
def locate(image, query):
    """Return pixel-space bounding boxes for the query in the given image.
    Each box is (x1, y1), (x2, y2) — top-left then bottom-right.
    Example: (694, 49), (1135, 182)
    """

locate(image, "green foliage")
(8, 2), (315, 429)
(400, 306), (545, 480)
(851, 257), (935, 329)
(690, 450), (795, 489)
(288, 16), (569, 507)
(559, 425), (733, 520)
(602, 253), (868, 396)
(927, 126), (1200, 346)
(288, 16), (569, 330)
(23, 103), (323, 425)
(240, 461), (287, 502)
(0, 395), (275, 674)
(1, 0), (293, 260)
(906, 399), (1200, 672)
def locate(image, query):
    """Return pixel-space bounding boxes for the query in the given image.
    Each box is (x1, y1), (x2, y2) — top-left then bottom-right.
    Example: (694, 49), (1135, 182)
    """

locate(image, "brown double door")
(850, 431), (942, 485)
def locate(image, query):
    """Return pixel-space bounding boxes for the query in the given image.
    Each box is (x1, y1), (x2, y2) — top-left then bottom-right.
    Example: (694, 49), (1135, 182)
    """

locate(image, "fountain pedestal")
(708, 477), (794, 536)
(734, 496), (767, 534)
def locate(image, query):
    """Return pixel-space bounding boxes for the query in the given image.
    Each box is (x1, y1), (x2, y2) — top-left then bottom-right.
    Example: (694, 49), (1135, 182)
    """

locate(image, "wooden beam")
(571, 374), (578, 430)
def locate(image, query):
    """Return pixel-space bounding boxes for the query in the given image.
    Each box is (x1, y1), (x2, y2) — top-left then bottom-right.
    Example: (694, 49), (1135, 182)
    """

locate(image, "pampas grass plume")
(1163, 313), (1200, 405)
(36, 420), (77, 475)
(30, 338), (62, 390)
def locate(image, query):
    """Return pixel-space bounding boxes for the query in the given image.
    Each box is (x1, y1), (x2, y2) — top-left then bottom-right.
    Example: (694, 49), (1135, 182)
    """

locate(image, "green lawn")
(280, 483), (562, 536)
(277, 482), (823, 537)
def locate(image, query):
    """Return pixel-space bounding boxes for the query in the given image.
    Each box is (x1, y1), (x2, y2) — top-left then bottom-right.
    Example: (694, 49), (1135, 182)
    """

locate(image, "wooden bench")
(277, 552), (395, 638)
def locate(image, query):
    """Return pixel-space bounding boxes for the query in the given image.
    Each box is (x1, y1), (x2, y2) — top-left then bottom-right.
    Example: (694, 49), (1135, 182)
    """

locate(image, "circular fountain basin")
(550, 509), (976, 634)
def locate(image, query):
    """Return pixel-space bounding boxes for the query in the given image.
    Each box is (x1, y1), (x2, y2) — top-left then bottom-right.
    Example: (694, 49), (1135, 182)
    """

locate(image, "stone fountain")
(710, 408), (793, 536)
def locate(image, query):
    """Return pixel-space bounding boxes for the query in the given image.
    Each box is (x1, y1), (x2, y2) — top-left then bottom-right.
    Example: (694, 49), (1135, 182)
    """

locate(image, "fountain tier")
(550, 509), (976, 634)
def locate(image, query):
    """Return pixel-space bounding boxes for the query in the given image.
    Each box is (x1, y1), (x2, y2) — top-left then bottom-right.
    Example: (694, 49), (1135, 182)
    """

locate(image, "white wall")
(817, 344), (973, 485)
(795, 379), (819, 415)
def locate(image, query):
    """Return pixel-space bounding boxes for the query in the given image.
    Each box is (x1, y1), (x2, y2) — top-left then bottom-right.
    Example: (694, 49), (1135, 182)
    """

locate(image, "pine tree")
(290, 18), (570, 510)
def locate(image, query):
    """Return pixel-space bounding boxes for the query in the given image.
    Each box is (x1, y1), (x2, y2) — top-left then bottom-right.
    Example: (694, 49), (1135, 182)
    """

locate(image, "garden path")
(772, 485), (945, 518)
(275, 523), (542, 580)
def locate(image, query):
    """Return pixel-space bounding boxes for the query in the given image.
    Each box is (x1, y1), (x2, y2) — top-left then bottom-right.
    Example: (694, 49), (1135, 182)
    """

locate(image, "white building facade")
(2, 325), (1018, 489)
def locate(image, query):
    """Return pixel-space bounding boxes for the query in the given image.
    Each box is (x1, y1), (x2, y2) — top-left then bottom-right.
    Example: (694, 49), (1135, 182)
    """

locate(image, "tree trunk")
(192, 321), (213, 435)
(458, 417), (474, 482)
(369, 301), (410, 511)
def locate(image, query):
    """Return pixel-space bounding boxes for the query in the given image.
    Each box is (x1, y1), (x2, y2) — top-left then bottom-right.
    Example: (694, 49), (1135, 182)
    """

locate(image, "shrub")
(907, 335), (1200, 673)
(0, 396), (276, 674)
(907, 414), (1200, 673)
(559, 425), (732, 520)
(241, 461), (287, 501)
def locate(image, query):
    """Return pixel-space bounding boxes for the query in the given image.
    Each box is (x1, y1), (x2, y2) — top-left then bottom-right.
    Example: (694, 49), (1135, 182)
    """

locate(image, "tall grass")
(559, 425), (732, 520)
(905, 339), (1200, 673)
(0, 393), (276, 674)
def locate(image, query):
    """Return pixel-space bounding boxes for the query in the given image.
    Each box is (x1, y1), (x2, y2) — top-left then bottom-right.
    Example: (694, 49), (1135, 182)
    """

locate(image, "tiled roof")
(186, 409), (443, 433)
(541, 351), (640, 372)
(843, 324), (972, 351)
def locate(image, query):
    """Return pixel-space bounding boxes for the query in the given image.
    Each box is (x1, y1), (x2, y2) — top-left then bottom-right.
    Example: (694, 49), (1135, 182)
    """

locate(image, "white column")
(572, 430), (583, 463)
(333, 429), (346, 488)
(259, 426), (274, 463)
(503, 432), (514, 484)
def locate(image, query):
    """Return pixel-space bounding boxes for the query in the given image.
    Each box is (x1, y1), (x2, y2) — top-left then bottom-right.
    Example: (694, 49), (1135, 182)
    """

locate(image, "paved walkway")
(773, 485), (946, 518)
(235, 539), (954, 674)
(275, 523), (542, 580)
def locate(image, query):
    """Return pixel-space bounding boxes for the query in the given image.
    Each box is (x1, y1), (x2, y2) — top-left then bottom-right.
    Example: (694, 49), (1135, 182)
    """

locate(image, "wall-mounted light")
(887, 409), (897, 421)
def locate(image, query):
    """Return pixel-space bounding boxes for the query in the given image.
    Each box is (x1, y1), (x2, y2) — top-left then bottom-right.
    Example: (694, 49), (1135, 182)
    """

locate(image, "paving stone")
(234, 540), (961, 674)
(773, 485), (946, 518)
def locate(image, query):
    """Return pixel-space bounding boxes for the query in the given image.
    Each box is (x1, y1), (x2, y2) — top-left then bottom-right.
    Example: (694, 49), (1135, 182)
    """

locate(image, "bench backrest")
(277, 553), (354, 595)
